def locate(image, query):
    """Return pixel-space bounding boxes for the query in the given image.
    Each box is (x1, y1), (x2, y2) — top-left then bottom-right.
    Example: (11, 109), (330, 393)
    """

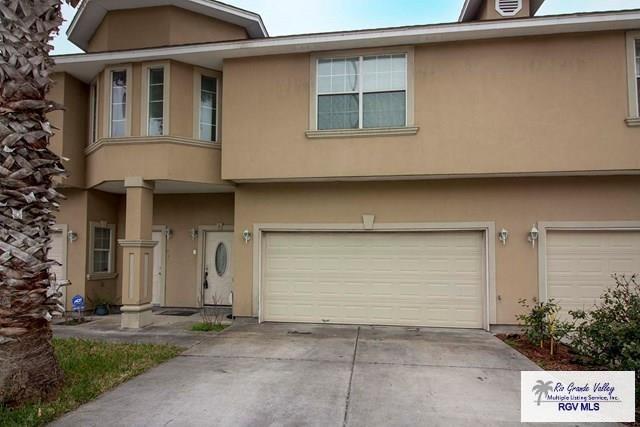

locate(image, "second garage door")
(261, 231), (485, 328)
(547, 230), (640, 318)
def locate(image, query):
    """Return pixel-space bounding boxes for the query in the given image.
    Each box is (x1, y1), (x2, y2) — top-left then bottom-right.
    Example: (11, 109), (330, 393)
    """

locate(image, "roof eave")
(55, 9), (640, 83)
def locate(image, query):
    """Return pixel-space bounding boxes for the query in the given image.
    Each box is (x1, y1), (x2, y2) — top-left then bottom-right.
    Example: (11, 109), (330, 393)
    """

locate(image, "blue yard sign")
(71, 294), (85, 312)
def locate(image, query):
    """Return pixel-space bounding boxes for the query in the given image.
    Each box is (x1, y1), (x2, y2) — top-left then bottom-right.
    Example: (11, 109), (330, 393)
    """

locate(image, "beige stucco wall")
(55, 189), (120, 309)
(153, 193), (235, 307)
(49, 73), (88, 188)
(221, 31), (640, 181)
(85, 141), (224, 188)
(56, 189), (88, 309)
(87, 6), (248, 53)
(170, 61), (196, 138)
(85, 190), (121, 305)
(233, 176), (640, 324)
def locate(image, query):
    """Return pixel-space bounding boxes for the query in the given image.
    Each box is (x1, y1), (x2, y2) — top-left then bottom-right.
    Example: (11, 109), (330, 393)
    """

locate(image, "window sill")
(305, 126), (419, 139)
(86, 273), (118, 281)
(625, 117), (640, 127)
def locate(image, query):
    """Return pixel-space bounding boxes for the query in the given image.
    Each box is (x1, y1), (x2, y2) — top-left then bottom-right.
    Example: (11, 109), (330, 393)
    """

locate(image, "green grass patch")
(190, 322), (226, 332)
(0, 338), (181, 427)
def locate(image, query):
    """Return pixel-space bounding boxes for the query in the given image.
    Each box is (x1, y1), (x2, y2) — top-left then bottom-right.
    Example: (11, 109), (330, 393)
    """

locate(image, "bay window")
(148, 67), (165, 136)
(626, 32), (640, 125)
(110, 70), (127, 137)
(199, 75), (217, 141)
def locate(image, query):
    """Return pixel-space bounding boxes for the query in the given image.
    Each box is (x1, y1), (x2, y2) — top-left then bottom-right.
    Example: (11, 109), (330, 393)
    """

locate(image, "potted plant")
(90, 295), (113, 316)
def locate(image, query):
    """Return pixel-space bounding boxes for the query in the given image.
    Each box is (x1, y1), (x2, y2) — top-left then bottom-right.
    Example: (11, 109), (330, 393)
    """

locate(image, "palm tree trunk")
(0, 329), (62, 405)
(0, 0), (77, 405)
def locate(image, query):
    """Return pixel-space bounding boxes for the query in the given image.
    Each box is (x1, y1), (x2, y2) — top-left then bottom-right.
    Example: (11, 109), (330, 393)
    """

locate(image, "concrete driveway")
(53, 322), (542, 426)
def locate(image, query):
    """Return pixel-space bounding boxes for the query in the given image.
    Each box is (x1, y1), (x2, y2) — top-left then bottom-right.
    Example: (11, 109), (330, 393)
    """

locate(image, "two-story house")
(51, 0), (640, 329)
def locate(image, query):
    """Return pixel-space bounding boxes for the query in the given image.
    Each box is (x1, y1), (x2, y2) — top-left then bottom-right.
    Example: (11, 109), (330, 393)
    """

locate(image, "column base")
(120, 303), (153, 329)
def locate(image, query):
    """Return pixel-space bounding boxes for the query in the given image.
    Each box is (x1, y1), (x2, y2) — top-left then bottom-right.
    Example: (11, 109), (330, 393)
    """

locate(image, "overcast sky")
(53, 0), (640, 54)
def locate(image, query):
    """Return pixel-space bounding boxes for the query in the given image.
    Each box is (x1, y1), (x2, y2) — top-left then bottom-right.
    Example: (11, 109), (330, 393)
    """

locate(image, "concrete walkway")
(52, 309), (232, 347)
(50, 322), (569, 426)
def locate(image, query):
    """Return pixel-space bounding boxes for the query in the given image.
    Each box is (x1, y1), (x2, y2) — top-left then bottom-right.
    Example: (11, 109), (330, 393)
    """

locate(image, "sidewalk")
(52, 307), (236, 347)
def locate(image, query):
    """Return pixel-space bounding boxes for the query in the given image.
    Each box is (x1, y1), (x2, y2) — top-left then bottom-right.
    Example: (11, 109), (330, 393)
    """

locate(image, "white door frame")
(196, 225), (234, 307)
(152, 225), (168, 307)
(536, 221), (640, 302)
(252, 222), (496, 331)
(51, 224), (68, 309)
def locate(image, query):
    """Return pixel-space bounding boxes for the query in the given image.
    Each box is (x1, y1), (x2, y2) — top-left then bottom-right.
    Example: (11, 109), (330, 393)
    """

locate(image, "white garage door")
(547, 230), (640, 317)
(262, 231), (485, 328)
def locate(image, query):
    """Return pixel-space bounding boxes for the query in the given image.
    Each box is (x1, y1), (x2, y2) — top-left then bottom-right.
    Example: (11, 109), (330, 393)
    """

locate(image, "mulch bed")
(497, 333), (592, 371)
(497, 333), (639, 426)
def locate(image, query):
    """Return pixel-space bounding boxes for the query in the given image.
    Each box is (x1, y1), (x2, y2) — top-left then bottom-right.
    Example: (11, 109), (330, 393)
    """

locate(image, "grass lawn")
(190, 322), (227, 332)
(0, 338), (181, 427)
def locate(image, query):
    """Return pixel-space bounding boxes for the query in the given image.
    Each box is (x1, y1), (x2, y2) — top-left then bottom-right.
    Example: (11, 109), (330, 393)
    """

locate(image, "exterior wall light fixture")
(67, 230), (78, 242)
(190, 228), (198, 240)
(242, 229), (252, 243)
(498, 228), (509, 246)
(528, 225), (539, 248)
(164, 228), (173, 239)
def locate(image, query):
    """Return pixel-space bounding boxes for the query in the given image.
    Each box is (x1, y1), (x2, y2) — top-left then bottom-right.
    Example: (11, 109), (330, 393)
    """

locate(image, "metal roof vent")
(495, 0), (523, 16)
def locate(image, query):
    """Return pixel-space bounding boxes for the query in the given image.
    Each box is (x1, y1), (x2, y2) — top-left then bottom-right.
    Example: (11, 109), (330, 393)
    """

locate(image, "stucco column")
(118, 177), (156, 329)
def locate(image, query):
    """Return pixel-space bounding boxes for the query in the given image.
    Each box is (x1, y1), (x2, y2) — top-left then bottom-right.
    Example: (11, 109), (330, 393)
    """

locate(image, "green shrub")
(517, 298), (573, 355)
(569, 274), (640, 415)
(569, 274), (640, 371)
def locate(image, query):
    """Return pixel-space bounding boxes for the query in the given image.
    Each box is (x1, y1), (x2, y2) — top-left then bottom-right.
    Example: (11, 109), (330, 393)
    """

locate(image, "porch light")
(498, 228), (509, 246)
(67, 230), (78, 242)
(164, 228), (173, 239)
(190, 228), (198, 240)
(242, 229), (252, 243)
(528, 225), (539, 248)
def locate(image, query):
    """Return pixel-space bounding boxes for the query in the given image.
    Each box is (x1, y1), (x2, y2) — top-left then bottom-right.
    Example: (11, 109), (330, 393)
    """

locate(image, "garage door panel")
(262, 231), (485, 328)
(547, 230), (640, 319)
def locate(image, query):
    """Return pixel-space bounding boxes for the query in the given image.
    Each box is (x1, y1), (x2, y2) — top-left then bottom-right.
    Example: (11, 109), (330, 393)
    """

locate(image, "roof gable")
(68, 0), (267, 51)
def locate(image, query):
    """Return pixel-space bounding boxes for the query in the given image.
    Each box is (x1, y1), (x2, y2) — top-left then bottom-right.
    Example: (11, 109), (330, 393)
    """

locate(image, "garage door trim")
(252, 222), (496, 330)
(537, 221), (640, 303)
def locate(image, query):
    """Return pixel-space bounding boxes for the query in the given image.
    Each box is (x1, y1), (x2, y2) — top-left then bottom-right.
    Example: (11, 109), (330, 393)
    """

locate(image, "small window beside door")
(89, 222), (116, 277)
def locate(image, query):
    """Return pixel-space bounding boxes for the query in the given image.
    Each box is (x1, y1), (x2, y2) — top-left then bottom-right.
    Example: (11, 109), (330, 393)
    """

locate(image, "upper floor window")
(148, 67), (165, 136)
(635, 39), (640, 113)
(199, 75), (217, 141)
(625, 33), (640, 124)
(110, 70), (127, 137)
(89, 80), (98, 144)
(316, 54), (407, 130)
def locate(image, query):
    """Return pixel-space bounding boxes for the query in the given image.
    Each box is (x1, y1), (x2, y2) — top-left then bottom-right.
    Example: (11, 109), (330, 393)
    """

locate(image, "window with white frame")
(148, 67), (165, 136)
(89, 80), (98, 144)
(199, 75), (217, 141)
(317, 54), (407, 130)
(635, 39), (640, 114)
(90, 223), (115, 275)
(110, 70), (127, 137)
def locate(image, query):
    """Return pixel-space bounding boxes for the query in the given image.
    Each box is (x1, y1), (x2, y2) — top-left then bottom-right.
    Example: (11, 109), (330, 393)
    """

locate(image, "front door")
(151, 230), (164, 306)
(203, 232), (233, 306)
(49, 226), (67, 309)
